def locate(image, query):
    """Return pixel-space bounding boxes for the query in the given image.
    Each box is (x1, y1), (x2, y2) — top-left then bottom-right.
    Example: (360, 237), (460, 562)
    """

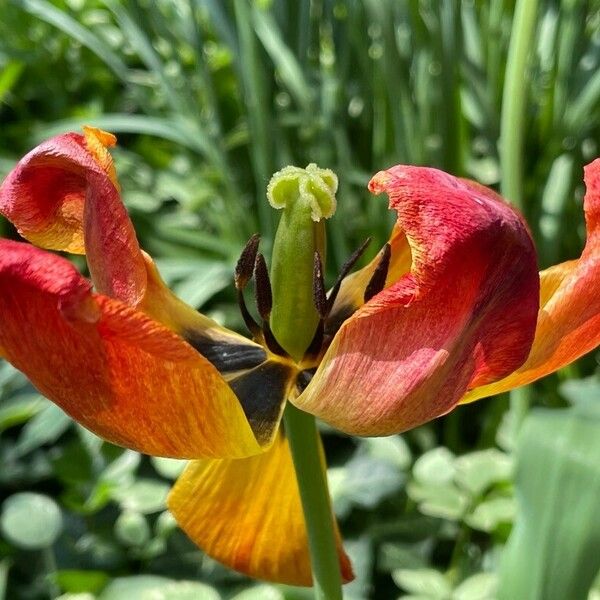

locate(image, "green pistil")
(268, 164), (337, 363)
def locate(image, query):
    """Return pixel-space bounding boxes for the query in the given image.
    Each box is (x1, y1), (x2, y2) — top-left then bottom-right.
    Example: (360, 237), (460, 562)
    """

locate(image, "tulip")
(1, 128), (598, 592)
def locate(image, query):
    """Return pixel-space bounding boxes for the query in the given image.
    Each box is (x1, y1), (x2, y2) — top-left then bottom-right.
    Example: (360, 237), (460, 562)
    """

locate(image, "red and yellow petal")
(168, 430), (353, 586)
(0, 128), (147, 306)
(0, 239), (260, 459)
(294, 166), (540, 435)
(462, 159), (600, 403)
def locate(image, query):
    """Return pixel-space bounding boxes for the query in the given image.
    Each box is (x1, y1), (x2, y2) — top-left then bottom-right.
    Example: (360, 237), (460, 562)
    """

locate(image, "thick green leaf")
(13, 403), (71, 456)
(55, 570), (109, 595)
(498, 401), (600, 600)
(0, 393), (45, 432)
(112, 479), (170, 514)
(99, 576), (220, 600)
(0, 493), (63, 549)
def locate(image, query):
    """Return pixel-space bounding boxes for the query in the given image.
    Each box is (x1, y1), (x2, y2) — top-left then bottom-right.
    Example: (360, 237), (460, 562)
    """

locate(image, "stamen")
(237, 289), (262, 338)
(312, 251), (328, 319)
(327, 237), (371, 313)
(254, 253), (273, 320)
(235, 233), (260, 290)
(364, 243), (391, 302)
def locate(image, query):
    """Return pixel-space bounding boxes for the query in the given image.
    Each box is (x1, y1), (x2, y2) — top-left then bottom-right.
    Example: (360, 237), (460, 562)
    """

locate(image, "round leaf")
(1, 493), (63, 549)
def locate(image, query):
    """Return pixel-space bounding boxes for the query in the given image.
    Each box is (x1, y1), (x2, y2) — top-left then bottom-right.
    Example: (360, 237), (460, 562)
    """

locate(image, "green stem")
(500, 0), (539, 428)
(283, 403), (343, 600)
(499, 0), (539, 209)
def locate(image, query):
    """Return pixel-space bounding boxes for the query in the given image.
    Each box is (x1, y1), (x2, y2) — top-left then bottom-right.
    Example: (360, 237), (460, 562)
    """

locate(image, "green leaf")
(0, 393), (45, 432)
(361, 435), (412, 470)
(112, 478), (170, 514)
(55, 570), (109, 595)
(150, 456), (187, 480)
(0, 493), (63, 549)
(454, 449), (512, 496)
(231, 585), (284, 600)
(464, 496), (515, 533)
(330, 453), (404, 518)
(407, 482), (469, 521)
(498, 402), (600, 600)
(114, 511), (150, 547)
(453, 572), (497, 600)
(18, 0), (129, 78)
(393, 568), (452, 598)
(413, 448), (456, 487)
(559, 376), (600, 405)
(13, 402), (71, 456)
(99, 576), (220, 600)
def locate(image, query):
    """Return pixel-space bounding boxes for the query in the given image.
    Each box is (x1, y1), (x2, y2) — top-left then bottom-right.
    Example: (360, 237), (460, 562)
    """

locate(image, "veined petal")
(462, 159), (600, 403)
(168, 430), (353, 586)
(0, 129), (147, 305)
(0, 240), (260, 459)
(294, 166), (540, 435)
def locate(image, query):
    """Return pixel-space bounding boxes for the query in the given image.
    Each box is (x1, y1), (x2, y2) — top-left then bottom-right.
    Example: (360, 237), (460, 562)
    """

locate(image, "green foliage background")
(0, 1), (599, 598)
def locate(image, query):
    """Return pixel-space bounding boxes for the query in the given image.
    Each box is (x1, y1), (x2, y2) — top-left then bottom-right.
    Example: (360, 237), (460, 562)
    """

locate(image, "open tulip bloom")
(1, 127), (599, 592)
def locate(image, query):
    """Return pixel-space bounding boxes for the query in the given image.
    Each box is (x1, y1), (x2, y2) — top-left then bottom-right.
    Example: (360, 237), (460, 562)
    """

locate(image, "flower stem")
(283, 403), (342, 600)
(500, 0), (539, 429)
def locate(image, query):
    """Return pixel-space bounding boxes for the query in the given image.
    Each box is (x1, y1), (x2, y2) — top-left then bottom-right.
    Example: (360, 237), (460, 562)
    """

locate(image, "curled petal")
(168, 430), (353, 586)
(0, 240), (260, 459)
(294, 166), (540, 435)
(0, 128), (146, 306)
(462, 159), (600, 402)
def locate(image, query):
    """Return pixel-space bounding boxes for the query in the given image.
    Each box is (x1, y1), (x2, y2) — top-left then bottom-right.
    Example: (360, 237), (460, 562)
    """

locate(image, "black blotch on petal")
(229, 361), (293, 445)
(183, 331), (267, 373)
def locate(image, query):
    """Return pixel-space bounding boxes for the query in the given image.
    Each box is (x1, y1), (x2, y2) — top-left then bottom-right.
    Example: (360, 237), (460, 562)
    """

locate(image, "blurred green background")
(0, 1), (599, 598)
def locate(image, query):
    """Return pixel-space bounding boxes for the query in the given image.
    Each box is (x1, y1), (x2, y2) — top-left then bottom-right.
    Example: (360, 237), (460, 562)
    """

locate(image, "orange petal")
(0, 240), (260, 459)
(294, 166), (540, 435)
(168, 430), (353, 586)
(462, 159), (600, 403)
(0, 129), (147, 306)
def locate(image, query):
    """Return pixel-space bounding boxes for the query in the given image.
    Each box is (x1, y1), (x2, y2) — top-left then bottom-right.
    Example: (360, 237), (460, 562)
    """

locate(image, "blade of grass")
(500, 0), (539, 428)
(499, 401), (600, 600)
(17, 0), (129, 79)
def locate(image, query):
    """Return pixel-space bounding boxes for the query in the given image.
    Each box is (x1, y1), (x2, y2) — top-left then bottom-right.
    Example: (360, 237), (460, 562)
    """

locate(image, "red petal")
(0, 240), (260, 459)
(0, 129), (146, 305)
(294, 166), (539, 435)
(463, 158), (600, 402)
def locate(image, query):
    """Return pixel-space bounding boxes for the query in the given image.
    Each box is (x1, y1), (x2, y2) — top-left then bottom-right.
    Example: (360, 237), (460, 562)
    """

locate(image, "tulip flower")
(0, 128), (599, 593)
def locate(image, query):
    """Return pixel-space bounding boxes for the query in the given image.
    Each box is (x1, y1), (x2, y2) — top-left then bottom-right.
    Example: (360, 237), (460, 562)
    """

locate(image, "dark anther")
(364, 243), (391, 302)
(254, 253), (273, 321)
(237, 289), (262, 337)
(262, 323), (289, 357)
(326, 237), (371, 314)
(235, 233), (260, 290)
(312, 251), (328, 319)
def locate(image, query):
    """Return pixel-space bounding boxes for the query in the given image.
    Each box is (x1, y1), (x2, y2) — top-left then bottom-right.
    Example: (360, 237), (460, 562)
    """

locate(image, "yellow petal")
(168, 430), (354, 586)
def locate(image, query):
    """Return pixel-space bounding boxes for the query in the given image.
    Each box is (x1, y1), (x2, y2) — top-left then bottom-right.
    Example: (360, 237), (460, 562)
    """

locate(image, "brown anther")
(312, 251), (328, 319)
(235, 233), (260, 290)
(364, 243), (391, 302)
(254, 253), (273, 321)
(237, 289), (262, 338)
